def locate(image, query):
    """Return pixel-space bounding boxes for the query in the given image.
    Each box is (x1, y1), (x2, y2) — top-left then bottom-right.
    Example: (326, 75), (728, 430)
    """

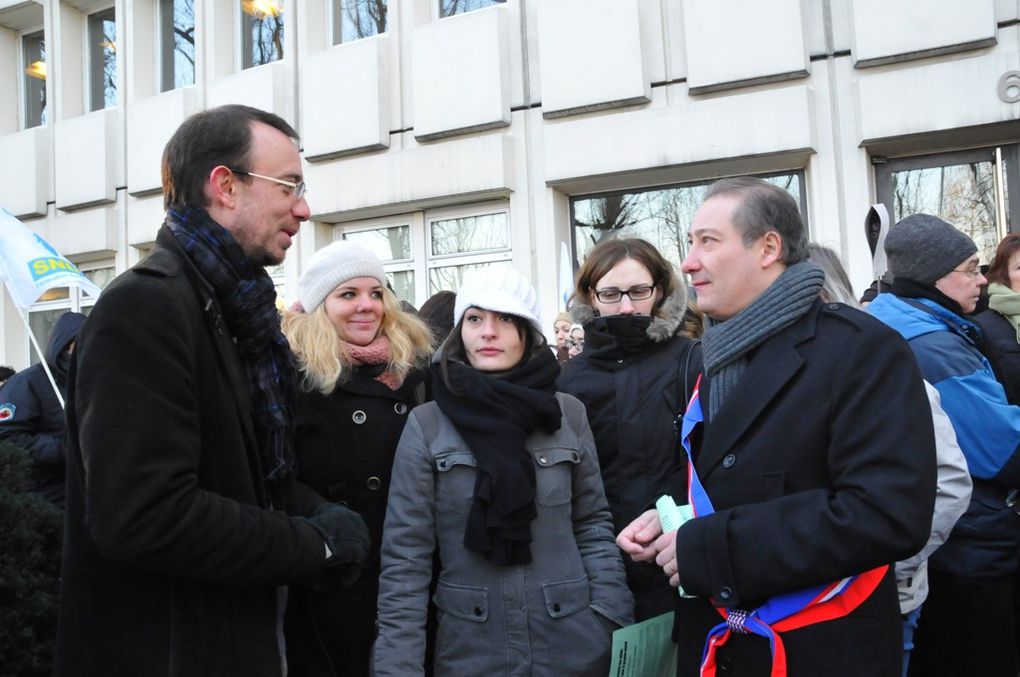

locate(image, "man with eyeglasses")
(55, 105), (370, 677)
(868, 214), (1020, 677)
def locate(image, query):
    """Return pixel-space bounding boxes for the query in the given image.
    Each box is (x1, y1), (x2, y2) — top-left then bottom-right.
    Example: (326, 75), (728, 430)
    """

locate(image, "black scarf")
(164, 208), (298, 481)
(431, 347), (562, 565)
(891, 277), (966, 316)
(584, 315), (655, 359)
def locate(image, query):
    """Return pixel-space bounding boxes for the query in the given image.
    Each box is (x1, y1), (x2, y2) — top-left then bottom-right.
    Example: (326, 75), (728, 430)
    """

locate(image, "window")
(267, 263), (286, 309)
(874, 146), (1020, 264)
(159, 0), (195, 91)
(241, 0), (283, 68)
(570, 172), (807, 272)
(339, 203), (512, 308)
(27, 263), (114, 365)
(22, 30), (46, 128)
(334, 0), (386, 44)
(439, 0), (505, 18)
(87, 8), (117, 111)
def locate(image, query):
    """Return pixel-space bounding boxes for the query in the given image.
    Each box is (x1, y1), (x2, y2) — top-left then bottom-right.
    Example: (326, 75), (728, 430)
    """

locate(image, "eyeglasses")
(230, 168), (307, 199)
(593, 285), (654, 304)
(951, 267), (983, 280)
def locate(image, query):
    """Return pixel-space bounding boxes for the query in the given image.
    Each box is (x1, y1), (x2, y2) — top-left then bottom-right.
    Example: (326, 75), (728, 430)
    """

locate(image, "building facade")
(1, 0), (1019, 367)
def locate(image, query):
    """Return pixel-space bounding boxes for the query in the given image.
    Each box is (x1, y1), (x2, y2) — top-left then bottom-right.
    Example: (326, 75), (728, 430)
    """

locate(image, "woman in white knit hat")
(281, 240), (433, 677)
(374, 265), (633, 677)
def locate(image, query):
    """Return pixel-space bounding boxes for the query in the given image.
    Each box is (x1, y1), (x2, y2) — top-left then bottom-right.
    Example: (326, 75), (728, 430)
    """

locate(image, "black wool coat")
(974, 308), (1020, 405)
(673, 300), (936, 677)
(55, 228), (328, 677)
(557, 291), (701, 621)
(285, 365), (425, 677)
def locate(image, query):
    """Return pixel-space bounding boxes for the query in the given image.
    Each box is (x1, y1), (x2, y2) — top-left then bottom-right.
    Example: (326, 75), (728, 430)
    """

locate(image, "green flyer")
(608, 611), (677, 677)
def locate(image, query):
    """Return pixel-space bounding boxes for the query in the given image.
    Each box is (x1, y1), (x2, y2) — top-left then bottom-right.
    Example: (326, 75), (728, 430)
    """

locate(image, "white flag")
(0, 207), (102, 309)
(559, 242), (574, 311)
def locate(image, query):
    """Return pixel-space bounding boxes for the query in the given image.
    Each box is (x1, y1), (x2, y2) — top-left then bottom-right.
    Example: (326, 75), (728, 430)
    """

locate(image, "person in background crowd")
(0, 311), (84, 509)
(558, 237), (701, 621)
(374, 266), (633, 676)
(55, 105), (369, 677)
(566, 324), (585, 358)
(809, 242), (972, 676)
(0, 365), (15, 387)
(418, 290), (457, 346)
(974, 233), (1020, 405)
(619, 178), (935, 676)
(868, 215), (1020, 677)
(552, 311), (573, 362)
(282, 240), (432, 677)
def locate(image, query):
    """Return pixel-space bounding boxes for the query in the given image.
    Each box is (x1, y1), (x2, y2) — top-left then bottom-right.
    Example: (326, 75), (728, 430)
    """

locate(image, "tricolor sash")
(679, 375), (888, 677)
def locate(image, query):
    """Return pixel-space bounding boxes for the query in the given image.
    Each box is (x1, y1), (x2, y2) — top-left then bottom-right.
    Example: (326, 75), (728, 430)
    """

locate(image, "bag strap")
(673, 339), (701, 439)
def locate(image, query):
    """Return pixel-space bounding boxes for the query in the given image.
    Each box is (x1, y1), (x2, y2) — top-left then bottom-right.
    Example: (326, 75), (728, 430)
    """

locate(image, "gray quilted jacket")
(373, 393), (634, 676)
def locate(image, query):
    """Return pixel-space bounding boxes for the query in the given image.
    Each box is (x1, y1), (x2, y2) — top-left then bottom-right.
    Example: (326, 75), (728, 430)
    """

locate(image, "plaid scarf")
(165, 207), (298, 481)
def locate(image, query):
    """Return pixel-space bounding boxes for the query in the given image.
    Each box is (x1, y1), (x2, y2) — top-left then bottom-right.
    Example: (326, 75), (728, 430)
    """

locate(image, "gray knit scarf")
(701, 262), (825, 419)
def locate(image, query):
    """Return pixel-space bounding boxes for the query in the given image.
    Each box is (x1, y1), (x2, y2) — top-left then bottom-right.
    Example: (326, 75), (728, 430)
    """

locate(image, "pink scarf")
(341, 335), (403, 390)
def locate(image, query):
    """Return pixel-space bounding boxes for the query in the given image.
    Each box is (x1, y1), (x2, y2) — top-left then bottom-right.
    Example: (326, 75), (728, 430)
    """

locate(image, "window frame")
(332, 0), (388, 45)
(334, 201), (512, 308)
(568, 169), (808, 276)
(86, 6), (117, 112)
(20, 27), (46, 129)
(874, 144), (1020, 263)
(158, 0), (196, 92)
(26, 260), (113, 365)
(436, 0), (506, 19)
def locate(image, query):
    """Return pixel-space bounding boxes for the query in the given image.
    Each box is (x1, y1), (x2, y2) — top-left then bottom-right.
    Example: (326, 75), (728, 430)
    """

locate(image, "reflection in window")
(891, 162), (1001, 263)
(439, 0), (505, 18)
(345, 225), (411, 262)
(428, 260), (510, 295)
(389, 270), (415, 306)
(160, 0), (195, 92)
(242, 0), (284, 69)
(430, 213), (508, 256)
(335, 0), (387, 44)
(88, 9), (117, 111)
(23, 30), (46, 128)
(571, 173), (805, 271)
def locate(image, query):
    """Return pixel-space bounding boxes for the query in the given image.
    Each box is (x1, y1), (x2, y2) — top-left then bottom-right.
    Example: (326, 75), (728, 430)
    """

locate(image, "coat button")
(438, 459), (448, 469)
(719, 586), (733, 601)
(367, 476), (381, 491)
(394, 402), (408, 415)
(720, 656), (734, 672)
(552, 602), (561, 613)
(538, 455), (548, 465)
(722, 454), (736, 469)
(473, 607), (483, 617)
(352, 410), (367, 424)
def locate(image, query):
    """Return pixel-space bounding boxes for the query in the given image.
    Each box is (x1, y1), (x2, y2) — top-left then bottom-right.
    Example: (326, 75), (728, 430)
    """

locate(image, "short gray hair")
(703, 177), (809, 264)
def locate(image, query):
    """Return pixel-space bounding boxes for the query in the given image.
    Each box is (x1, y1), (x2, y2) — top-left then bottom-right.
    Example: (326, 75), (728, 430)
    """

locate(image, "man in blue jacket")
(868, 213), (1020, 677)
(0, 311), (85, 508)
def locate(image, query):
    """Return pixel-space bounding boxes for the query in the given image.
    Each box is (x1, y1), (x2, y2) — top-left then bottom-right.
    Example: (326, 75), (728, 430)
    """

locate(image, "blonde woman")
(282, 241), (433, 677)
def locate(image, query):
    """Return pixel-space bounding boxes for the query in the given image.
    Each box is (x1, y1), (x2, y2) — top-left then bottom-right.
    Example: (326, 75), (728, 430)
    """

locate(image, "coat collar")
(697, 300), (820, 479)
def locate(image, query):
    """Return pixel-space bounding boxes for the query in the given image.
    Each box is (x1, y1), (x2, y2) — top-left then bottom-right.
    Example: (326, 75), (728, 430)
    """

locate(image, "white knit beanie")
(297, 241), (387, 312)
(453, 266), (543, 339)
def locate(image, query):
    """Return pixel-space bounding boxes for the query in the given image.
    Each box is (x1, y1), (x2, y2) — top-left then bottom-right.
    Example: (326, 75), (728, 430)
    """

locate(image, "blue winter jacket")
(870, 293), (1020, 577)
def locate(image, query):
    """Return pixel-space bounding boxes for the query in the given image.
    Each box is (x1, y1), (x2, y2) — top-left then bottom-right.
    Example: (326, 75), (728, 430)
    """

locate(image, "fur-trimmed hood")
(569, 284), (689, 344)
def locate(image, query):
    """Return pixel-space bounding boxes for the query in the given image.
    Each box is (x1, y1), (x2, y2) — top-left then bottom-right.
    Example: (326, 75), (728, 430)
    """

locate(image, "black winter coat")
(672, 301), (936, 676)
(974, 308), (1020, 405)
(557, 290), (701, 620)
(285, 365), (426, 677)
(0, 311), (84, 507)
(56, 227), (329, 677)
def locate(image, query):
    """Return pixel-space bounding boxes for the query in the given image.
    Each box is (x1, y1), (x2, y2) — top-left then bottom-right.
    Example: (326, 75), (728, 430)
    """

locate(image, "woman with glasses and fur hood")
(557, 237), (702, 621)
(374, 266), (633, 676)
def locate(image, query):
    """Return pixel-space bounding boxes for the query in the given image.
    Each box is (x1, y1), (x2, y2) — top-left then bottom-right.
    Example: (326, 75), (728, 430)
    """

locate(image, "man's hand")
(616, 509), (663, 561)
(654, 532), (680, 588)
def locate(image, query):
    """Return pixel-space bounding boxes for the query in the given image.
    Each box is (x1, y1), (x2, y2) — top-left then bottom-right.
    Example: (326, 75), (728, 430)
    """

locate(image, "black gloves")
(305, 502), (370, 588)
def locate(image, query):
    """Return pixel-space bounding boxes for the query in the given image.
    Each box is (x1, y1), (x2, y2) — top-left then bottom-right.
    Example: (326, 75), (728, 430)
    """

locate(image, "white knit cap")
(297, 241), (387, 312)
(453, 266), (543, 339)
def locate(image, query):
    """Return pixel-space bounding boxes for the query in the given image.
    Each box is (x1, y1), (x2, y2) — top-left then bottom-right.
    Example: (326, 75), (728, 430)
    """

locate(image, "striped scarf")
(165, 208), (298, 481)
(702, 262), (825, 419)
